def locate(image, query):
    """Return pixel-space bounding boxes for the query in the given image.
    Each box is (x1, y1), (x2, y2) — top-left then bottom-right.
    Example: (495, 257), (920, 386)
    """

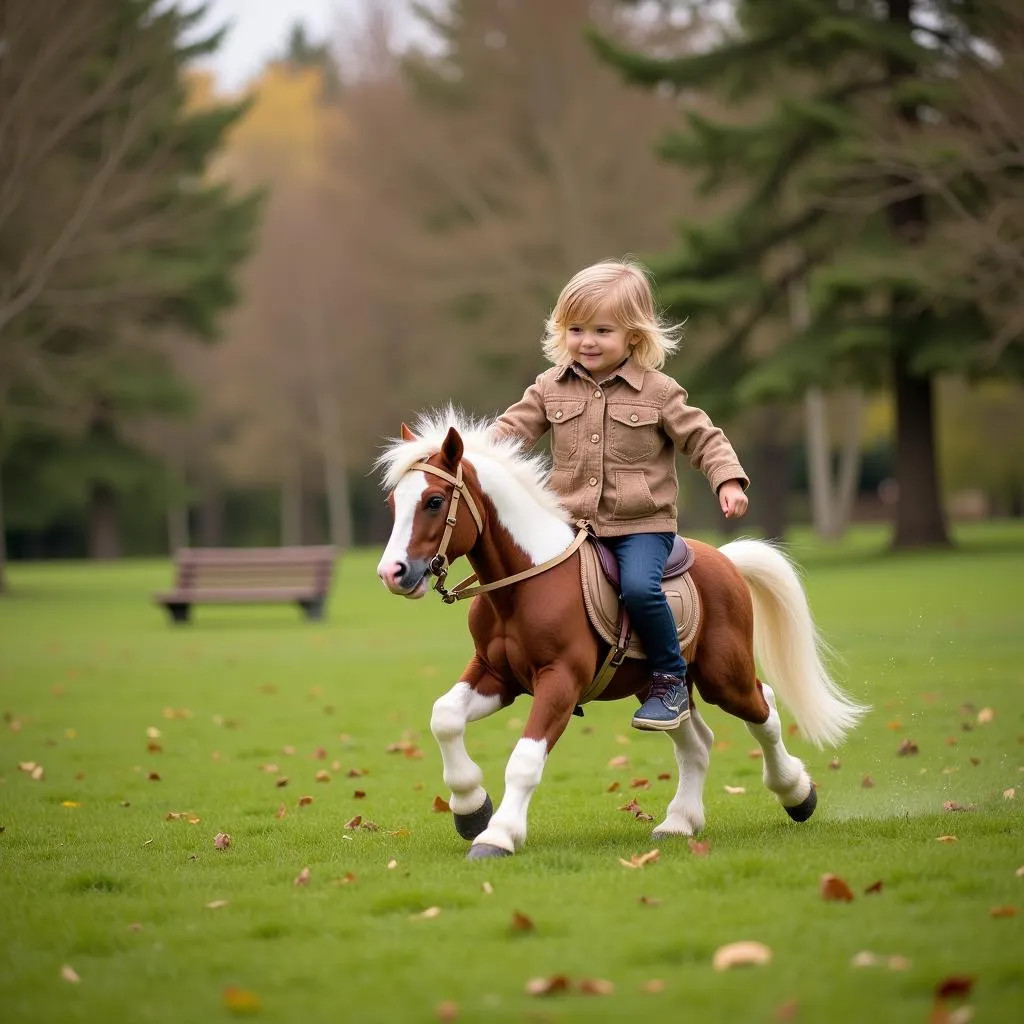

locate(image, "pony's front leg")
(468, 667), (578, 860)
(653, 703), (714, 838)
(430, 669), (506, 841)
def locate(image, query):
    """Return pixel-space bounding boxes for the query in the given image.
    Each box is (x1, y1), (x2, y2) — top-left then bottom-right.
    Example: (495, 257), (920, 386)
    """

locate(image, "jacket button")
(590, 434), (599, 443)
(594, 390), (602, 398)
(630, 413), (639, 422)
(555, 410), (563, 419)
(588, 477), (598, 486)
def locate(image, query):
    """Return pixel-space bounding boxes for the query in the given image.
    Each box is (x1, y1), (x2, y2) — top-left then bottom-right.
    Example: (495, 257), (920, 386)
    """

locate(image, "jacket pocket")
(546, 401), (586, 464)
(613, 470), (659, 520)
(608, 405), (661, 464)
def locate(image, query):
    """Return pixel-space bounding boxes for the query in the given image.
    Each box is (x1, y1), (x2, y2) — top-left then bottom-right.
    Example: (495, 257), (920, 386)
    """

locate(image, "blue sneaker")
(631, 672), (690, 731)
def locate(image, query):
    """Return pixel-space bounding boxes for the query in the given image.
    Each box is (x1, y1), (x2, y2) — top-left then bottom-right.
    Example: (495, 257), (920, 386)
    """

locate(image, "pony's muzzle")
(377, 559), (430, 598)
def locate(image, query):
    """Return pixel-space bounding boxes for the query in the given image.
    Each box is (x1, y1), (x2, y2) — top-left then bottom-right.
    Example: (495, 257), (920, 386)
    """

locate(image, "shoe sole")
(631, 707), (691, 731)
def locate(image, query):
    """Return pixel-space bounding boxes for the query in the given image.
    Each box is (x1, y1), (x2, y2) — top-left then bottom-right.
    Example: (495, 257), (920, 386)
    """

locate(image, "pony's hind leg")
(430, 674), (505, 839)
(652, 703), (714, 838)
(747, 682), (816, 822)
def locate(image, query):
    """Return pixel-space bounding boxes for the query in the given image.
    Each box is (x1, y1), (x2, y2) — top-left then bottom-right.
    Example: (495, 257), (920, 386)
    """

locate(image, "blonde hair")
(541, 258), (681, 371)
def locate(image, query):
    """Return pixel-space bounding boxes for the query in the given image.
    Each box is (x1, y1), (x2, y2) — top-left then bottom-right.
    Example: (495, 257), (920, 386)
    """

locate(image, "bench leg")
(298, 598), (325, 622)
(166, 602), (191, 624)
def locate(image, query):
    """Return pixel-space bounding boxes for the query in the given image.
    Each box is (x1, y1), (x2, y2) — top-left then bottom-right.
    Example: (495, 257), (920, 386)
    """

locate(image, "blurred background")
(2, 0), (1022, 585)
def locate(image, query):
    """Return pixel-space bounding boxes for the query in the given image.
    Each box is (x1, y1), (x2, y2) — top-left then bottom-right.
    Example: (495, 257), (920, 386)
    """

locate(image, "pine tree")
(593, 0), (1023, 548)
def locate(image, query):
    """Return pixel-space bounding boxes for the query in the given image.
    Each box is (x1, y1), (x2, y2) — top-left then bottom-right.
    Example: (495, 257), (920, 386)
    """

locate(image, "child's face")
(565, 301), (632, 377)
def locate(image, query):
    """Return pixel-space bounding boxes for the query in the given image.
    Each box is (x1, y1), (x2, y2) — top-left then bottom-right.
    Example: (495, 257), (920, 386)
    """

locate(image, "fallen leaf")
(989, 906), (1016, 918)
(525, 975), (570, 996)
(61, 801), (79, 808)
(897, 739), (919, 756)
(347, 768), (367, 778)
(481, 881), (494, 895)
(31, 765), (45, 781)
(712, 940), (772, 971)
(1016, 865), (1024, 877)
(787, 724), (799, 736)
(294, 866), (311, 887)
(606, 781), (621, 793)
(282, 745), (296, 756)
(748, 749), (764, 759)
(387, 859), (397, 870)
(642, 979), (666, 994)
(315, 770), (331, 783)
(615, 734), (630, 745)
(146, 727), (161, 739)
(864, 880), (883, 895)
(335, 872), (356, 885)
(205, 900), (229, 909)
(862, 776), (875, 788)
(618, 798), (644, 815)
(657, 772), (672, 780)
(147, 741), (163, 754)
(829, 759), (841, 770)
(820, 873), (855, 902)
(432, 795), (451, 813)
(214, 832), (231, 850)
(969, 757), (980, 766)
(724, 785), (746, 795)
(511, 910), (535, 932)
(275, 777), (288, 788)
(688, 840), (711, 857)
(435, 1000), (459, 1022)
(619, 848), (660, 869)
(60, 964), (80, 984)
(943, 801), (974, 812)
(630, 778), (651, 790)
(127, 922), (143, 932)
(298, 795), (313, 807)
(888, 955), (911, 971)
(222, 986), (261, 1014)
(639, 896), (662, 906)
(1003, 788), (1016, 800)
(353, 790), (366, 799)
(935, 976), (975, 1000)
(775, 999), (799, 1021)
(886, 720), (903, 731)
(314, 747), (328, 760)
(147, 772), (160, 781)
(714, 740), (732, 751)
(275, 804), (287, 820)
(608, 755), (629, 768)
(977, 707), (994, 724)
(578, 978), (614, 996)
(344, 816), (362, 829)
(360, 820), (380, 832)
(260, 764), (280, 774)
(850, 951), (879, 968)
(937, 835), (958, 843)
(415, 906), (441, 920)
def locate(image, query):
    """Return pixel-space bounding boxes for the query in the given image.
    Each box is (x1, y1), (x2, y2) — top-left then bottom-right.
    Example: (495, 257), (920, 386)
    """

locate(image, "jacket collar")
(555, 355), (646, 391)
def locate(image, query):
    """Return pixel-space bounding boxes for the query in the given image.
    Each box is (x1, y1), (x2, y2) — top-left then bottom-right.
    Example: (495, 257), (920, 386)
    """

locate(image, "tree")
(592, 0), (1024, 548)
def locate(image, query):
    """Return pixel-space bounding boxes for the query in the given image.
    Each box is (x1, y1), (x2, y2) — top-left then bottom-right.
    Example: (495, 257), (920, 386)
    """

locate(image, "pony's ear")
(440, 426), (464, 468)
(400, 423), (417, 442)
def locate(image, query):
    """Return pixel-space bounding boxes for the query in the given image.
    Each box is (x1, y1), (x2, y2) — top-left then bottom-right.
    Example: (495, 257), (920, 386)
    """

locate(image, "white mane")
(375, 406), (571, 526)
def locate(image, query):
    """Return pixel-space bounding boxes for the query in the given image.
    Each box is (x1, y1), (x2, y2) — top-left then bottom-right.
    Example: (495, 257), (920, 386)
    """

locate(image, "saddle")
(577, 534), (702, 704)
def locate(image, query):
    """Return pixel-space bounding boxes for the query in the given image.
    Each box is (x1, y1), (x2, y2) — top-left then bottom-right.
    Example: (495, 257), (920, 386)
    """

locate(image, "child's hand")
(719, 480), (748, 519)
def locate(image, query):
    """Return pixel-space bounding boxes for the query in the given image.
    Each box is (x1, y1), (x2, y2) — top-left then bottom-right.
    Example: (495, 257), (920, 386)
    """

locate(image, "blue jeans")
(601, 532), (687, 678)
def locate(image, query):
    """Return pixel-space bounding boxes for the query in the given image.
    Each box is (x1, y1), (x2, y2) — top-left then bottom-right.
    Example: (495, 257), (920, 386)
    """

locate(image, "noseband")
(405, 460), (588, 604)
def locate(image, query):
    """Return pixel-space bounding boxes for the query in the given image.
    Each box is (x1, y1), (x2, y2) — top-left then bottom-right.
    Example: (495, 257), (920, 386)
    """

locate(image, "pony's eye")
(426, 495), (445, 512)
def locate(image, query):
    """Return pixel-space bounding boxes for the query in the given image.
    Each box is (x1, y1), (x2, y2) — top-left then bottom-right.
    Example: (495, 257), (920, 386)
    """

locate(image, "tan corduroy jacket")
(493, 358), (748, 538)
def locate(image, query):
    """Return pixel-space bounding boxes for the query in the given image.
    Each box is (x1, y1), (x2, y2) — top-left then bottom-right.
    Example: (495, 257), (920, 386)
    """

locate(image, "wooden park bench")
(154, 546), (336, 624)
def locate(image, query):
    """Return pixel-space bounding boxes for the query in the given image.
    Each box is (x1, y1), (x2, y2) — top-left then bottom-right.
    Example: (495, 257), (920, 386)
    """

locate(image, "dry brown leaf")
(820, 874), (855, 902)
(432, 795), (451, 813)
(147, 741), (163, 754)
(935, 976), (975, 1000)
(313, 747), (328, 760)
(335, 872), (356, 885)
(511, 910), (535, 932)
(608, 755), (629, 768)
(146, 726), (161, 739)
(578, 978), (615, 996)
(298, 795), (313, 807)
(630, 778), (651, 790)
(944, 801), (974, 812)
(314, 770), (330, 783)
(712, 940), (772, 971)
(127, 923), (143, 932)
(886, 720), (903, 731)
(937, 835), (959, 843)
(31, 765), (45, 781)
(828, 759), (841, 771)
(945, 737), (958, 746)
(897, 739), (919, 756)
(481, 881), (494, 894)
(636, 811), (654, 822)
(864, 880), (883, 895)
(387, 859), (398, 870)
(642, 979), (666, 994)
(205, 899), (229, 909)
(657, 772), (672, 780)
(214, 832), (231, 850)
(862, 776), (875, 788)
(748, 749), (764, 759)
(1003, 788), (1016, 800)
(775, 999), (799, 1021)
(344, 816), (362, 829)
(61, 801), (79, 808)
(989, 906), (1017, 918)
(294, 866), (311, 887)
(435, 1001), (459, 1022)
(850, 951), (879, 968)
(525, 975), (570, 997)
(275, 804), (287, 820)
(347, 768), (367, 778)
(620, 848), (660, 869)
(275, 777), (288, 788)
(714, 740), (732, 750)
(60, 964), (80, 984)
(969, 757), (980, 766)
(1015, 865), (1024, 877)
(353, 790), (366, 799)
(724, 785), (746, 795)
(606, 781), (621, 793)
(977, 707), (994, 724)
(282, 745), (296, 756)
(688, 840), (711, 857)
(222, 986), (261, 1014)
(414, 906), (441, 920)
(618, 798), (643, 815)
(639, 896), (662, 906)
(147, 772), (160, 781)
(888, 956), (912, 971)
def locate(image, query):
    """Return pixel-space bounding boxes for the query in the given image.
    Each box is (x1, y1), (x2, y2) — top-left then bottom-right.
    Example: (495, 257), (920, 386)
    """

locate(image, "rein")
(407, 461), (587, 605)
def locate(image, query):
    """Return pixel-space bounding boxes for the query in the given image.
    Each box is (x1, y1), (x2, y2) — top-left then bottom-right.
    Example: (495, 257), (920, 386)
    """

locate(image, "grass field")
(1, 523), (1022, 1023)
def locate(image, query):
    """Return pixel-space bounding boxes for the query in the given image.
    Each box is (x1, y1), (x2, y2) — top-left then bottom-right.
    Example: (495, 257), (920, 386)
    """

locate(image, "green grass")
(1, 522), (1022, 1023)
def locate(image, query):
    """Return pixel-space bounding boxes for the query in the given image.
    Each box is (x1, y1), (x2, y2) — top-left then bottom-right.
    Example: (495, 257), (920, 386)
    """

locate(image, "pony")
(375, 409), (866, 859)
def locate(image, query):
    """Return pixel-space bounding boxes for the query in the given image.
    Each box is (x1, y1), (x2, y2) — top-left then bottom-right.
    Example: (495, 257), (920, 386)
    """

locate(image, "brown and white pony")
(376, 411), (866, 860)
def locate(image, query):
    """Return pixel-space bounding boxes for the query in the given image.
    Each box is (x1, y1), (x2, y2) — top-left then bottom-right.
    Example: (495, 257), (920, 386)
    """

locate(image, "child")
(492, 258), (749, 730)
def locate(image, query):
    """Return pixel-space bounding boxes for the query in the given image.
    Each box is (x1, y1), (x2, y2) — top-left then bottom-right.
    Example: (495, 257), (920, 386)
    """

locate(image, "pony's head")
(375, 422), (480, 598)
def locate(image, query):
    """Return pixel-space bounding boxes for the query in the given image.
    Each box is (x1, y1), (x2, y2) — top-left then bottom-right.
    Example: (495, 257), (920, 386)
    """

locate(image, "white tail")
(719, 539), (868, 748)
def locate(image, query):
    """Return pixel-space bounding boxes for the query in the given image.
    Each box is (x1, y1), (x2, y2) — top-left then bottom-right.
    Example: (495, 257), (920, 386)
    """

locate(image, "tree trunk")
(834, 389), (863, 533)
(0, 462), (7, 594)
(804, 387), (835, 538)
(281, 465), (303, 546)
(167, 503), (189, 553)
(891, 349), (950, 548)
(754, 440), (790, 542)
(88, 482), (120, 559)
(199, 483), (225, 547)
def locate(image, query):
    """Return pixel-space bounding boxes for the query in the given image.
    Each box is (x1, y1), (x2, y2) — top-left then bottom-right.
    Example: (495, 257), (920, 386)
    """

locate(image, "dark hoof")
(466, 843), (512, 860)
(453, 794), (493, 841)
(784, 785), (817, 823)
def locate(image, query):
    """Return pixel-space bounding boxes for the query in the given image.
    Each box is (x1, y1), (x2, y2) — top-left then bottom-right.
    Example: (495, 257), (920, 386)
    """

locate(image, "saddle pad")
(579, 537), (701, 661)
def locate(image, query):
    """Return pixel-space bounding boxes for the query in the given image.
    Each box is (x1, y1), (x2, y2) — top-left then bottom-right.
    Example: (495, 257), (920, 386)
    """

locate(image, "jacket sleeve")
(490, 374), (550, 448)
(661, 379), (749, 493)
